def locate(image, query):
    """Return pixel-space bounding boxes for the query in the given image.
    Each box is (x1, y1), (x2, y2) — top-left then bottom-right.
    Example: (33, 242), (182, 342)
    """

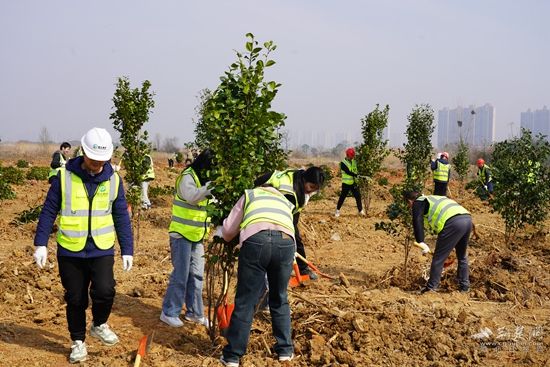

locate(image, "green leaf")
(246, 42), (253, 52)
(266, 60), (276, 67)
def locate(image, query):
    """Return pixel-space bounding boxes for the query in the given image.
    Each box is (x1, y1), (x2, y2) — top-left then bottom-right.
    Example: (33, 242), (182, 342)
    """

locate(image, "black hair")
(60, 142), (71, 150)
(293, 166), (325, 208)
(403, 190), (420, 201)
(190, 149), (213, 184)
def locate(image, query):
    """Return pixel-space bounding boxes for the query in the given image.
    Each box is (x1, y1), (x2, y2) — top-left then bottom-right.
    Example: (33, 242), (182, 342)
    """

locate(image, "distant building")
(437, 104), (495, 149)
(521, 106), (550, 140)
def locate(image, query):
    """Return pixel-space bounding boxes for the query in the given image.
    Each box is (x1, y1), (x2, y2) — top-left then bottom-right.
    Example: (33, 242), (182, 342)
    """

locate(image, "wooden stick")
(261, 336), (272, 355)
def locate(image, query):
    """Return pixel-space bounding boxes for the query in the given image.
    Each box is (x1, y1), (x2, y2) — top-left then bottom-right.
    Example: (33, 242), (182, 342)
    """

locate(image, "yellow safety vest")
(477, 165), (492, 183)
(241, 188), (295, 234)
(433, 161), (450, 182)
(168, 167), (211, 242)
(265, 169), (301, 214)
(57, 168), (119, 251)
(142, 154), (155, 180)
(341, 159), (357, 185)
(48, 153), (67, 180)
(417, 195), (470, 234)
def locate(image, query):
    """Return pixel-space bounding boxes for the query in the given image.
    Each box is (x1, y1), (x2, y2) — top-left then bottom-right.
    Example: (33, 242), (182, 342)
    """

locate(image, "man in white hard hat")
(33, 127), (134, 364)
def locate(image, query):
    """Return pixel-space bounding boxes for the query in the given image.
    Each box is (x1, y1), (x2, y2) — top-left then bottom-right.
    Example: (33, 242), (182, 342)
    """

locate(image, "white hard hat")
(81, 127), (113, 161)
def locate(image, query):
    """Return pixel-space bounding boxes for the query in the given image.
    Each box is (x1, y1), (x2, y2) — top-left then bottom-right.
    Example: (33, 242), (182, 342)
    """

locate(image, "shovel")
(134, 331), (154, 367)
(289, 258), (309, 287)
(294, 252), (337, 280)
(217, 271), (235, 331)
(413, 242), (455, 268)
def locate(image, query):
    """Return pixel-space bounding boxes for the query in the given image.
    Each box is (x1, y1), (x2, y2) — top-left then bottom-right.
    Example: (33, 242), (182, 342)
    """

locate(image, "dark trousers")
(223, 230), (295, 362)
(433, 181), (448, 196)
(336, 183), (363, 211)
(427, 215), (471, 290)
(58, 255), (116, 341)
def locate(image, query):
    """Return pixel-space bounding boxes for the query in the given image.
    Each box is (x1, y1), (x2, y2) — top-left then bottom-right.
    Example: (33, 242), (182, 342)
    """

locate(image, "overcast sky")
(1, 0), (549, 147)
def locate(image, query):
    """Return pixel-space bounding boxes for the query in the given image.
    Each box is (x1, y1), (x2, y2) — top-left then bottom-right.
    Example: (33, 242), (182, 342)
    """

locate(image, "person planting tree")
(159, 149), (213, 328)
(476, 158), (493, 194)
(404, 191), (471, 294)
(33, 127), (133, 364)
(430, 152), (450, 196)
(335, 147), (365, 217)
(217, 185), (298, 366)
(254, 166), (325, 281)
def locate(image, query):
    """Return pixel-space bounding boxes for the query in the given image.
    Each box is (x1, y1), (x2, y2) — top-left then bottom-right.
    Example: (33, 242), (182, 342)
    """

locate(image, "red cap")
(441, 152), (449, 160)
(346, 147), (355, 159)
(477, 158), (485, 167)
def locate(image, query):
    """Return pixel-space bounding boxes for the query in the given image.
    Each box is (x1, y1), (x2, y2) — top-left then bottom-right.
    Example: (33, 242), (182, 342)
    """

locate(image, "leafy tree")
(194, 33), (287, 342)
(452, 137), (470, 194)
(110, 76), (155, 220)
(375, 104), (434, 281)
(490, 129), (550, 241)
(356, 104), (390, 213)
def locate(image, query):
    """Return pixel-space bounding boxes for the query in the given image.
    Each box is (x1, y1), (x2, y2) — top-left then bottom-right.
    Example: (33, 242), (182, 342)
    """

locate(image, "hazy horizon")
(1, 1), (548, 149)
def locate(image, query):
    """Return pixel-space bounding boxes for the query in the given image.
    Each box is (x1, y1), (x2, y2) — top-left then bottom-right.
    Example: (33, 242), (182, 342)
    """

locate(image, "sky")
(1, 0), (549, 148)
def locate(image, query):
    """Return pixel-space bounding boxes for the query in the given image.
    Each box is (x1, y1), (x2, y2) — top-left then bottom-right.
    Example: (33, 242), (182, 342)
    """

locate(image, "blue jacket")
(34, 157), (134, 258)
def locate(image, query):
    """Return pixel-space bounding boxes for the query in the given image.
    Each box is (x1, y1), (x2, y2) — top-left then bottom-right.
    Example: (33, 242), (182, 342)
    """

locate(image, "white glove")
(204, 181), (213, 196)
(122, 255), (133, 271)
(34, 246), (48, 269)
(483, 185), (488, 191)
(415, 242), (431, 254)
(214, 225), (223, 239)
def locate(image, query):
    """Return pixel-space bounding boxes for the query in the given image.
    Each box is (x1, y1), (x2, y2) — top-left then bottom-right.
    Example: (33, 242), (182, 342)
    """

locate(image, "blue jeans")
(161, 236), (205, 318)
(223, 230), (295, 363)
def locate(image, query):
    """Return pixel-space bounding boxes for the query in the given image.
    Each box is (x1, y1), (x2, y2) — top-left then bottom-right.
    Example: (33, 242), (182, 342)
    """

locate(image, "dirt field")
(0, 152), (548, 366)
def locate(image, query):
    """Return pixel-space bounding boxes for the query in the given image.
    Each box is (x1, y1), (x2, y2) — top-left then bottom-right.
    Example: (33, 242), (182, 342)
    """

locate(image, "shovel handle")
(294, 252), (337, 280)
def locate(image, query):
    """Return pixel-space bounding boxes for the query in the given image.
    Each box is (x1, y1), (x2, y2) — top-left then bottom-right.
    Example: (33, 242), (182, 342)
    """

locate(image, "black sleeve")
(340, 162), (356, 177)
(254, 172), (273, 187)
(412, 200), (427, 243)
(50, 152), (62, 169)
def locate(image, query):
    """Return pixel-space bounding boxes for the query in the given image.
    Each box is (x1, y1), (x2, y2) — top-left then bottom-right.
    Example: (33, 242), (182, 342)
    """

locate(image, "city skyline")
(437, 104), (496, 150)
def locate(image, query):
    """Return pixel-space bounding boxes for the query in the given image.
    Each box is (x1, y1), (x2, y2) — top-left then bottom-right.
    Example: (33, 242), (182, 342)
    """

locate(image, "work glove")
(33, 246), (48, 269)
(122, 255), (133, 271)
(213, 225), (223, 239)
(415, 242), (431, 254)
(483, 185), (488, 191)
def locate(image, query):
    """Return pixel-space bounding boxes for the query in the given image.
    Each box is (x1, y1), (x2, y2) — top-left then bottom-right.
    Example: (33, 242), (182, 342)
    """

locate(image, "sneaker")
(458, 287), (470, 294)
(220, 355), (239, 367)
(279, 353), (295, 361)
(184, 314), (210, 328)
(160, 311), (183, 327)
(419, 287), (435, 295)
(359, 209), (366, 216)
(304, 269), (318, 281)
(69, 340), (87, 363)
(90, 323), (119, 345)
(334, 210), (340, 218)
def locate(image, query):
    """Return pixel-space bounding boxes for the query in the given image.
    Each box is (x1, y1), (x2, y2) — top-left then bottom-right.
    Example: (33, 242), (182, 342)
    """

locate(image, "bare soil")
(0, 156), (548, 366)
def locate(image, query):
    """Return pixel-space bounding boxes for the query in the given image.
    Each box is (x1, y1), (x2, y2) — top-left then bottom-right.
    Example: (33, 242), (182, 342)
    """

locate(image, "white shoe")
(160, 311), (183, 327)
(69, 340), (87, 363)
(359, 210), (366, 216)
(184, 314), (210, 328)
(279, 353), (295, 361)
(334, 210), (340, 218)
(220, 356), (239, 366)
(90, 323), (119, 345)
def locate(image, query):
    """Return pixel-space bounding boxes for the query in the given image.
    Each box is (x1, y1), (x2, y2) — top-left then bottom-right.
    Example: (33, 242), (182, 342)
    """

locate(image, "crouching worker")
(404, 191), (471, 294)
(33, 127), (134, 363)
(219, 186), (296, 366)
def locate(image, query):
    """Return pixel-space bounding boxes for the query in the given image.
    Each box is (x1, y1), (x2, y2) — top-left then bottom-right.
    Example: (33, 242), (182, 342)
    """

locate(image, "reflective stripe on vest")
(418, 195), (470, 234)
(48, 153), (67, 179)
(433, 161), (450, 182)
(341, 159), (357, 185)
(57, 168), (119, 251)
(240, 188), (295, 234)
(142, 154), (155, 180)
(265, 169), (301, 214)
(168, 167), (211, 242)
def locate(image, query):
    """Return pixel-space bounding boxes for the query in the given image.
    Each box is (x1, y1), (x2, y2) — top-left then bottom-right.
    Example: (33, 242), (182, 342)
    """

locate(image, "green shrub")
(0, 181), (16, 200)
(377, 177), (389, 186)
(26, 167), (50, 181)
(149, 185), (173, 198)
(0, 167), (25, 185)
(16, 160), (29, 168)
(12, 205), (43, 225)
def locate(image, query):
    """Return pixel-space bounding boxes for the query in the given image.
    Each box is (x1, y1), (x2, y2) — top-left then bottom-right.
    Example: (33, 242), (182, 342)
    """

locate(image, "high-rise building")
(437, 104), (495, 149)
(521, 106), (550, 139)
